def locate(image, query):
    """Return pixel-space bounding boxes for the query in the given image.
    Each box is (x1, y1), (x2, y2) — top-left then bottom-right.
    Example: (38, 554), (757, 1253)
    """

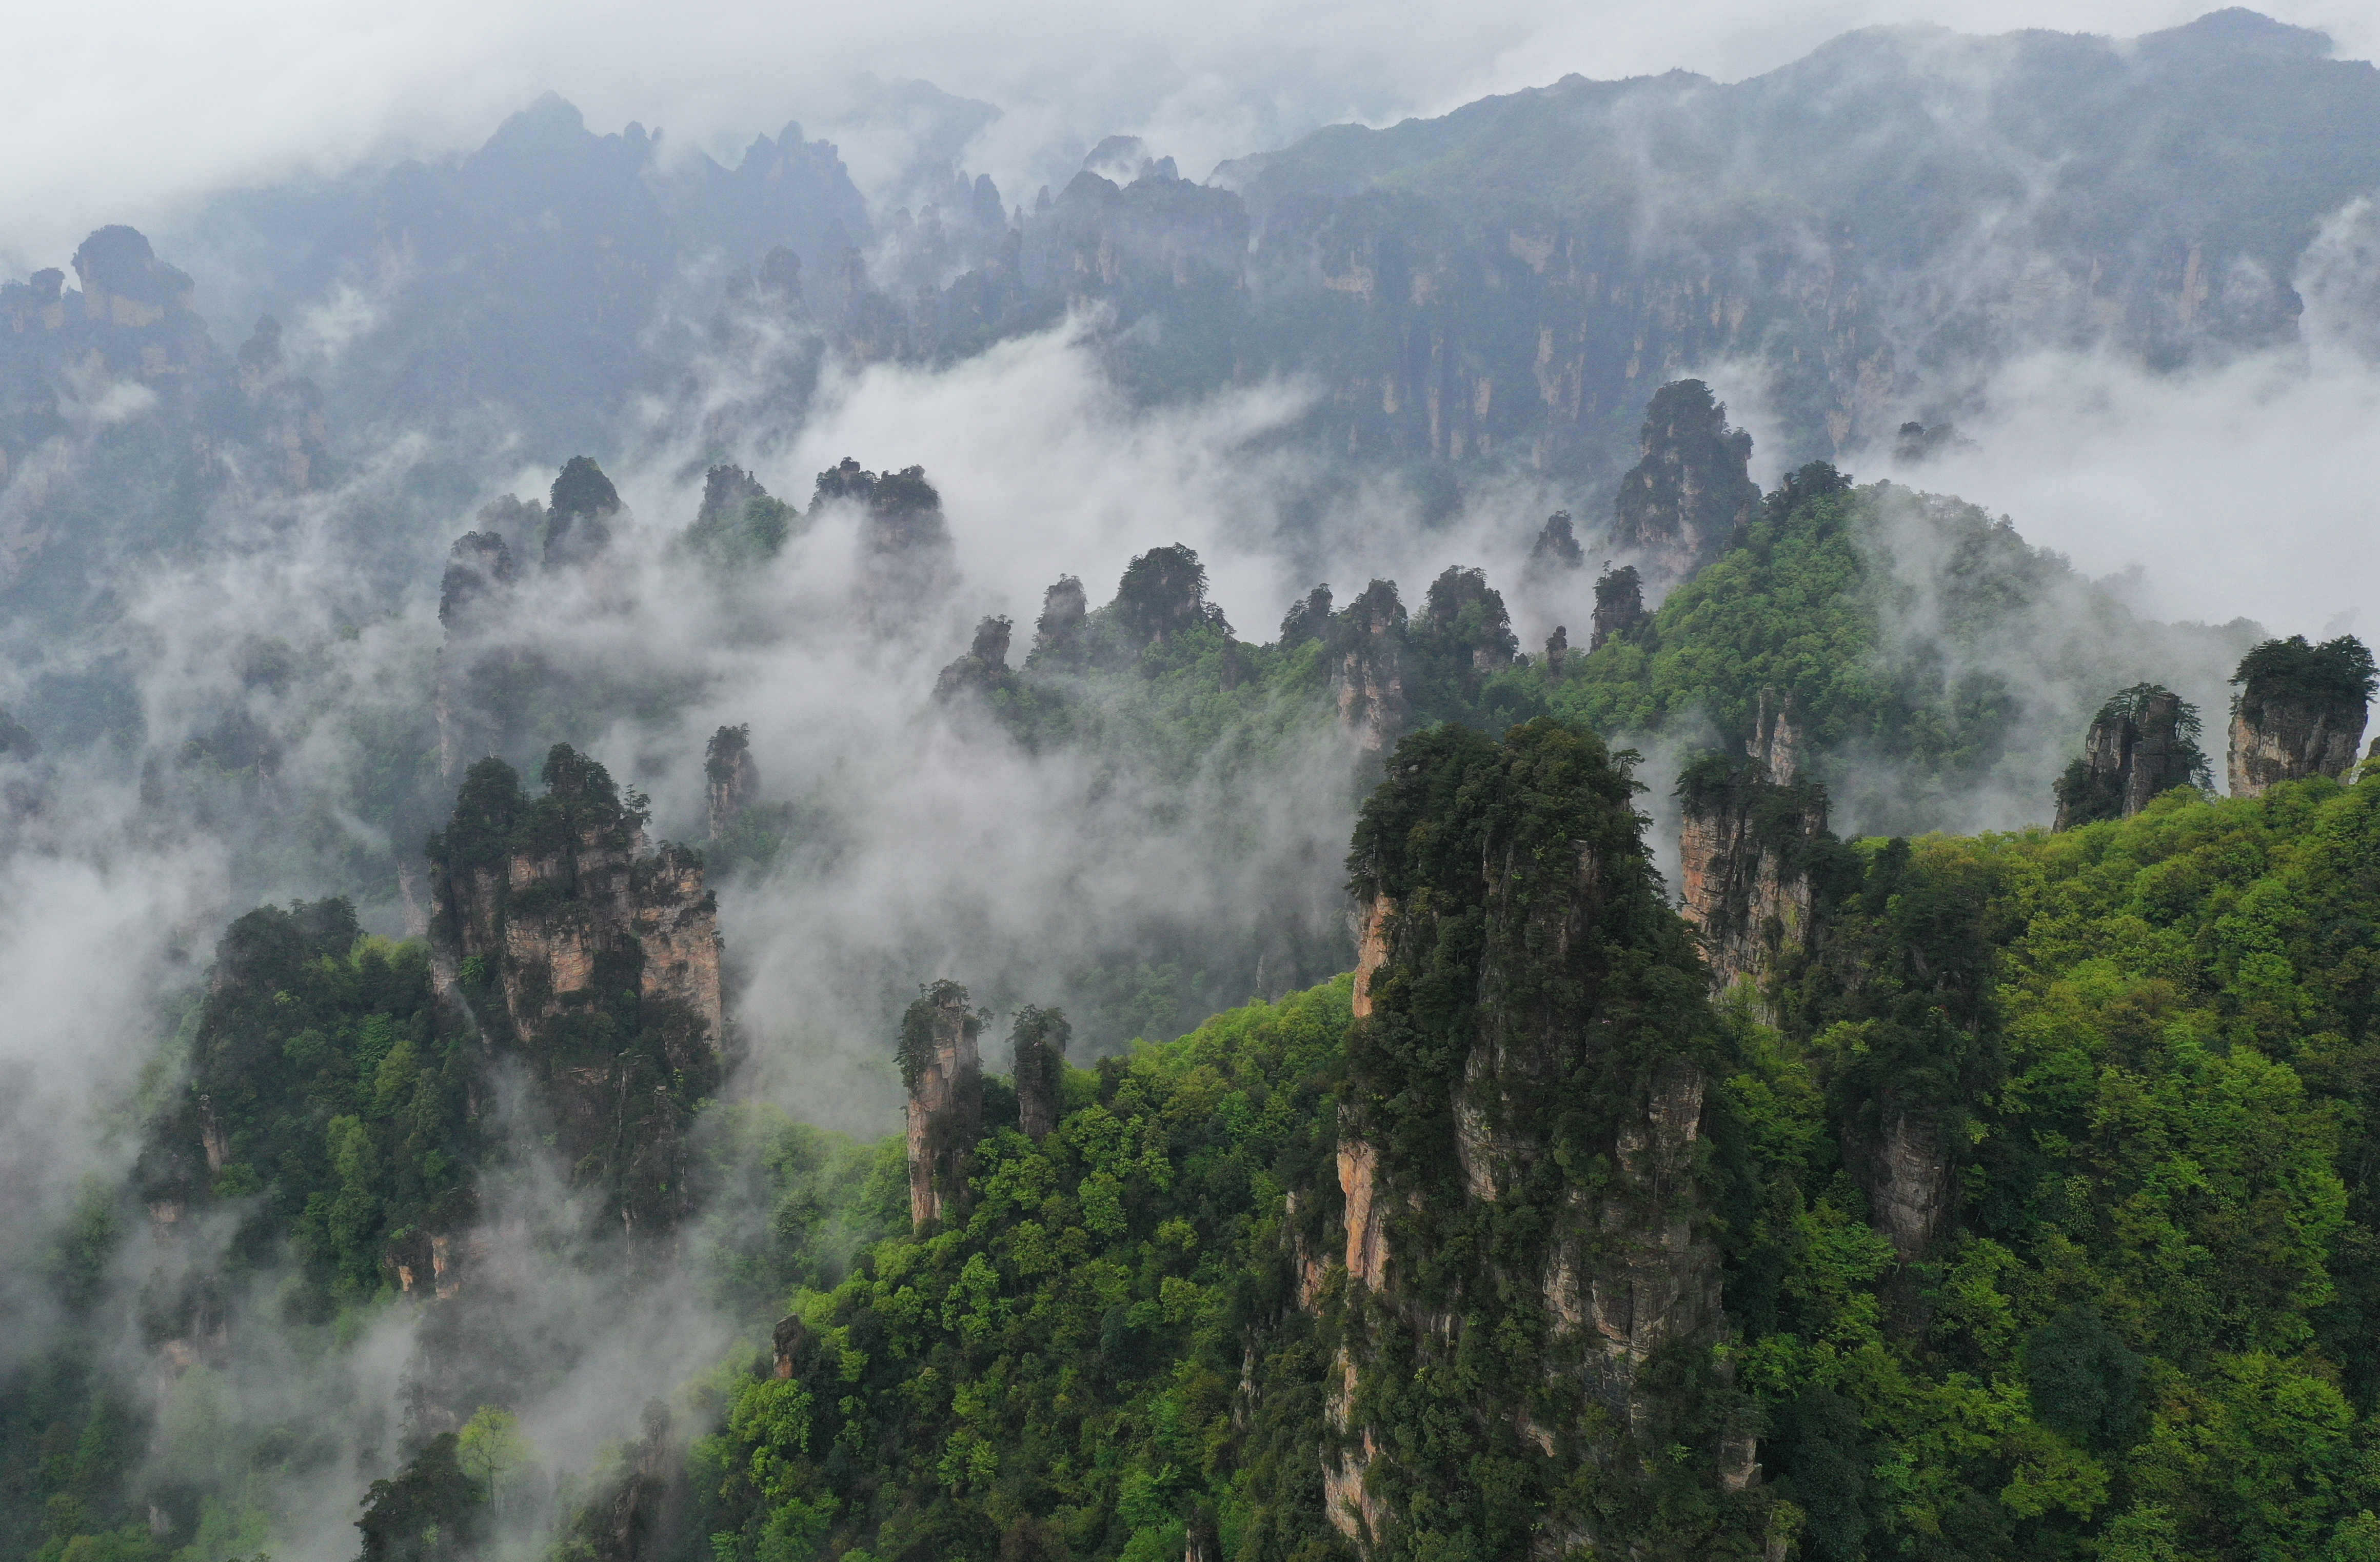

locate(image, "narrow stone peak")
(1009, 1005), (1068, 1140)
(1328, 579), (1407, 753)
(704, 724), (759, 842)
(425, 744), (722, 1235)
(1610, 379), (1757, 582)
(900, 979), (983, 1229)
(2227, 634), (2373, 797)
(1588, 563), (1648, 651)
(2053, 683), (2206, 828)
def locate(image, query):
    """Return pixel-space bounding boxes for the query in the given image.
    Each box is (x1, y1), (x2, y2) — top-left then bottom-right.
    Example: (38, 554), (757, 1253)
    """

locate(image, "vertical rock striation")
(900, 980), (984, 1228)
(1610, 379), (1758, 582)
(1676, 692), (1827, 1004)
(2052, 684), (2206, 829)
(1319, 720), (1755, 1556)
(426, 745), (723, 1235)
(2226, 635), (2374, 798)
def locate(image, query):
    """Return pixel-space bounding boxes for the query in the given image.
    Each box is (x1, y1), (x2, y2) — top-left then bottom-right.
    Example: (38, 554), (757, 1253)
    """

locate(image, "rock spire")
(900, 980), (983, 1228)
(2227, 635), (2374, 797)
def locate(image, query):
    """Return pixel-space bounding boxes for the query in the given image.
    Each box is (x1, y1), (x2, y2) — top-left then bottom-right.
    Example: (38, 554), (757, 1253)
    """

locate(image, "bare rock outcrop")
(704, 724), (759, 842)
(1327, 580), (1408, 753)
(1610, 379), (1758, 581)
(1677, 692), (1827, 1005)
(1318, 721), (1749, 1553)
(1871, 1111), (1956, 1263)
(933, 615), (1017, 704)
(1522, 510), (1584, 586)
(2053, 683), (2206, 828)
(427, 745), (723, 1233)
(2226, 635), (2374, 798)
(899, 979), (983, 1228)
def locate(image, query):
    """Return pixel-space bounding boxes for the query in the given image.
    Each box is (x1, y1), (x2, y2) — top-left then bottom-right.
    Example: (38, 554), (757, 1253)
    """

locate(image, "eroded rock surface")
(900, 979), (983, 1228)
(1611, 379), (1758, 581)
(2053, 683), (2205, 828)
(1314, 721), (1748, 1554)
(427, 745), (723, 1234)
(2227, 635), (2373, 797)
(1677, 693), (1827, 1005)
(1328, 581), (1408, 753)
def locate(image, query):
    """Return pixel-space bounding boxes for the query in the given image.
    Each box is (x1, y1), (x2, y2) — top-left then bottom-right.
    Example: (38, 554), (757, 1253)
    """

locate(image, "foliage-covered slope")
(691, 979), (1351, 1562)
(685, 771), (2380, 1562)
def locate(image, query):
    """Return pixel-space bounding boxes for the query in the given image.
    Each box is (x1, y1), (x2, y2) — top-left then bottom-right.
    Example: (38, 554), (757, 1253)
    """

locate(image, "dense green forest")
(10, 13), (2380, 1560)
(8, 422), (2340, 1562)
(24, 705), (2380, 1561)
(639, 753), (2380, 1562)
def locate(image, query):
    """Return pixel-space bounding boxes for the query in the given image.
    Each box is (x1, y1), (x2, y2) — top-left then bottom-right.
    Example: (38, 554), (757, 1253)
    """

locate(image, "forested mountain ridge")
(43, 711), (2380, 1561)
(9, 11), (2380, 1562)
(8, 8), (2371, 557)
(835, 9), (2380, 479)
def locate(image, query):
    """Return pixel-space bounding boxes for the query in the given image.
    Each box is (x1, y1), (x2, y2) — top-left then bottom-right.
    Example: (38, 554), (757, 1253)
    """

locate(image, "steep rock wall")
(900, 980), (984, 1228)
(1319, 720), (1759, 1556)
(2226, 635), (2373, 798)
(1677, 696), (1828, 1007)
(2054, 684), (2205, 828)
(2229, 701), (2366, 797)
(427, 745), (723, 1235)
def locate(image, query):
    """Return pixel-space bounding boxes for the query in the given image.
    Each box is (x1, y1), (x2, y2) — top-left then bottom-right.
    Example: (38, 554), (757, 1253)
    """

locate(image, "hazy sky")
(8, 0), (2375, 269)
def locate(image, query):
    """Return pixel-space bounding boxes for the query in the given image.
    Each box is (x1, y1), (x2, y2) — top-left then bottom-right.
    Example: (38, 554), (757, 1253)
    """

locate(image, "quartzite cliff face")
(2226, 635), (2373, 798)
(1677, 692), (1827, 1007)
(427, 744), (723, 1235)
(2053, 683), (2205, 829)
(1608, 379), (1759, 582)
(900, 980), (984, 1229)
(1313, 720), (1758, 1558)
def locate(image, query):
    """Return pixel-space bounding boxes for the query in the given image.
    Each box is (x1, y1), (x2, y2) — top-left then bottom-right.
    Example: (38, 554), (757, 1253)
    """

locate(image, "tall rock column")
(811, 458), (957, 625)
(1676, 692), (1828, 1006)
(1327, 580), (1408, 754)
(1588, 564), (1649, 650)
(1610, 379), (1758, 582)
(900, 980), (983, 1228)
(2052, 684), (2207, 829)
(426, 745), (723, 1236)
(1009, 1006), (1068, 1140)
(2227, 635), (2374, 797)
(1321, 719), (1758, 1558)
(705, 724), (759, 842)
